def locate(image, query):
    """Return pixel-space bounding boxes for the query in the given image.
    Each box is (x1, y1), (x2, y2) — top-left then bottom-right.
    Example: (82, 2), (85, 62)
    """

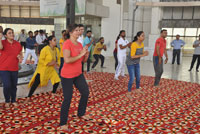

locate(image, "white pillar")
(148, 7), (163, 49)
(146, 1), (163, 61)
(54, 18), (66, 48)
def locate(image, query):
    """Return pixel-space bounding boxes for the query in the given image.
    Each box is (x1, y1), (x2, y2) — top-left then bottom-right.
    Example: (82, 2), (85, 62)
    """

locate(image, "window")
(185, 28), (197, 36)
(163, 27), (199, 51)
(162, 28), (173, 36)
(173, 28), (184, 36)
(197, 28), (200, 36)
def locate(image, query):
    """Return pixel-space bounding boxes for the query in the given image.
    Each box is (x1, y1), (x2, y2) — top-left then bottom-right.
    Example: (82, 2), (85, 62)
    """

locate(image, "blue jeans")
(127, 64), (140, 92)
(0, 71), (18, 103)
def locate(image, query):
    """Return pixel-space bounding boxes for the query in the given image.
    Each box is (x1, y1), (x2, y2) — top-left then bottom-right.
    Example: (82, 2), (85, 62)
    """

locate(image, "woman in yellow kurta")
(27, 36), (61, 99)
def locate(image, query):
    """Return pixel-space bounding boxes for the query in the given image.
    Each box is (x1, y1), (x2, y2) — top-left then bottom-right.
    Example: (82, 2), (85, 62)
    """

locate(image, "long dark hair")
(132, 31), (144, 42)
(66, 24), (79, 39)
(116, 30), (125, 41)
(44, 35), (55, 45)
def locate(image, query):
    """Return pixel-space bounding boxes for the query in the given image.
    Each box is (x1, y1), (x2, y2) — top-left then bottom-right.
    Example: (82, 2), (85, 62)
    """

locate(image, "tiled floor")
(92, 56), (200, 84)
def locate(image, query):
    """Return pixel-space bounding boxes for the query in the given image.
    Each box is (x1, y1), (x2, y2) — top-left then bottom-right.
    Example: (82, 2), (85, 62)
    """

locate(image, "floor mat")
(0, 72), (200, 133)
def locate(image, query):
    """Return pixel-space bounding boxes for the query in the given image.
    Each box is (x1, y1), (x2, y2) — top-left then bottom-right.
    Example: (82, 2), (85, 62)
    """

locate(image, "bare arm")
(119, 42), (131, 49)
(164, 48), (168, 59)
(0, 33), (3, 50)
(17, 52), (23, 60)
(131, 51), (148, 59)
(63, 47), (87, 64)
(83, 52), (89, 63)
(156, 45), (161, 58)
(86, 39), (94, 48)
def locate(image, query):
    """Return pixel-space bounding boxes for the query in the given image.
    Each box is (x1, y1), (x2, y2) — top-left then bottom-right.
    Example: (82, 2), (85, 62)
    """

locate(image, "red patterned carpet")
(0, 72), (200, 133)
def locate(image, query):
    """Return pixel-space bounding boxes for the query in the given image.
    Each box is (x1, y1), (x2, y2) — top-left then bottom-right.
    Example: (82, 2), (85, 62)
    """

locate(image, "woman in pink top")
(60, 24), (90, 130)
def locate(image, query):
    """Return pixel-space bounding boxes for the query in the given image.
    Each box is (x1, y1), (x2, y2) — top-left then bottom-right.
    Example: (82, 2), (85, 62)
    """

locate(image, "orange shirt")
(153, 37), (166, 57)
(61, 40), (84, 78)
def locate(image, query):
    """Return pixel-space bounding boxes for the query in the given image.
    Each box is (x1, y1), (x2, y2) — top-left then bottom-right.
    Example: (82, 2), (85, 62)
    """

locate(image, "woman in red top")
(60, 24), (90, 130)
(0, 28), (22, 108)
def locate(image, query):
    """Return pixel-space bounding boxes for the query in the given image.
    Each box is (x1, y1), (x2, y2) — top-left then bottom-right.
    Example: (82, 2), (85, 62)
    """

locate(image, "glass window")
(173, 28), (185, 36)
(197, 28), (200, 36)
(184, 37), (196, 49)
(185, 28), (197, 36)
(166, 37), (173, 48)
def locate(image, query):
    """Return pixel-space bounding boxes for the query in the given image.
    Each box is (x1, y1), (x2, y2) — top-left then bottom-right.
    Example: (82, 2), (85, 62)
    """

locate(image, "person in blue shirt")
(22, 31), (38, 65)
(171, 34), (185, 65)
(83, 30), (94, 72)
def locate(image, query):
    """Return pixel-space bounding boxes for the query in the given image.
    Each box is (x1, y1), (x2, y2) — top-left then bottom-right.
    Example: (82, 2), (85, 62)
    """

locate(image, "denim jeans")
(0, 71), (18, 103)
(127, 64), (140, 92)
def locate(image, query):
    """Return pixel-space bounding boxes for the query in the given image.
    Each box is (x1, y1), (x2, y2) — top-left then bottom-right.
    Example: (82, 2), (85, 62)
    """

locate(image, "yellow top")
(59, 38), (65, 57)
(93, 42), (105, 55)
(28, 45), (61, 87)
(130, 42), (144, 56)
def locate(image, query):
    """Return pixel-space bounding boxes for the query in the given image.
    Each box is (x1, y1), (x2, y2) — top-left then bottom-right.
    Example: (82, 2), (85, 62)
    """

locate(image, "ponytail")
(44, 35), (55, 45)
(132, 31), (144, 42)
(132, 36), (138, 42)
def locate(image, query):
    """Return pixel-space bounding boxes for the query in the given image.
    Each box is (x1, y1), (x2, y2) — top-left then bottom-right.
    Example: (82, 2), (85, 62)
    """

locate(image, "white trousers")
(115, 54), (126, 78)
(22, 48), (38, 65)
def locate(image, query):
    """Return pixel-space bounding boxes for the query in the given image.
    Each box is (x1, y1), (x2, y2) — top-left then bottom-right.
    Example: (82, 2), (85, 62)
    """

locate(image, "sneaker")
(188, 69), (192, 71)
(196, 70), (199, 72)
(114, 76), (119, 80)
(91, 68), (96, 72)
(101, 66), (106, 68)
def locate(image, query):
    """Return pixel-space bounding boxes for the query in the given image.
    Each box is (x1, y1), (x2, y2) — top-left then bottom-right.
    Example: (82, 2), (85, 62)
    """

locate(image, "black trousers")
(83, 51), (91, 72)
(20, 42), (26, 51)
(38, 45), (46, 54)
(189, 54), (200, 70)
(60, 74), (89, 126)
(0, 71), (18, 103)
(172, 49), (181, 64)
(28, 74), (59, 97)
(92, 54), (105, 69)
(59, 57), (64, 76)
(113, 51), (118, 70)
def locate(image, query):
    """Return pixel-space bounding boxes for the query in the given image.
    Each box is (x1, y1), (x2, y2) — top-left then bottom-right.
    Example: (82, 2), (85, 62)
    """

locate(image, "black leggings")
(60, 74), (89, 126)
(92, 54), (105, 68)
(189, 54), (200, 70)
(28, 74), (59, 97)
(113, 51), (118, 70)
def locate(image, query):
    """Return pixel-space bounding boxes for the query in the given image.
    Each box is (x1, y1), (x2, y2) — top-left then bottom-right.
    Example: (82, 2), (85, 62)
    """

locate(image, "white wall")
(101, 0), (121, 57)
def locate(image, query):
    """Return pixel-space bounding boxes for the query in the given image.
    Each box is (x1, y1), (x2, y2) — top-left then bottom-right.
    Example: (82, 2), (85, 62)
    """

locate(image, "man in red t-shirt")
(153, 29), (168, 86)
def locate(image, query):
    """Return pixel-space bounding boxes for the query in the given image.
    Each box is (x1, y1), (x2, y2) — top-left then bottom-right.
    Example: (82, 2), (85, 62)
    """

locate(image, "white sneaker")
(121, 75), (125, 77)
(114, 76), (119, 80)
(91, 68), (96, 72)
